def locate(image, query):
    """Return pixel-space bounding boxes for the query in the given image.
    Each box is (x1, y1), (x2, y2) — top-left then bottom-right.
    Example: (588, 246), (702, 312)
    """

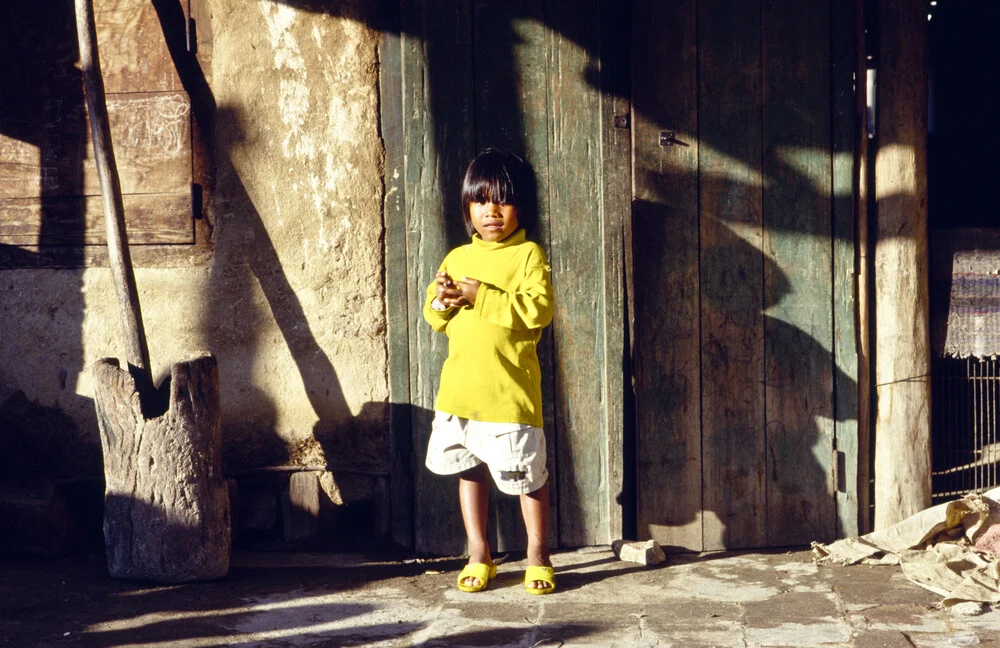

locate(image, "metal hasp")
(659, 130), (688, 147)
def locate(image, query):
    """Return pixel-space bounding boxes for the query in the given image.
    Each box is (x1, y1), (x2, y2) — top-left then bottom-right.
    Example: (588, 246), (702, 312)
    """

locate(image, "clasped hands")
(436, 271), (480, 308)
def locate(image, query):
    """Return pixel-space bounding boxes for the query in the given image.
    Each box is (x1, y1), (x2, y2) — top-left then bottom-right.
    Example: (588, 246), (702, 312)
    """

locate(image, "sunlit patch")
(774, 146), (853, 197)
(875, 143), (918, 194)
(83, 589), (426, 648)
(0, 136), (41, 199)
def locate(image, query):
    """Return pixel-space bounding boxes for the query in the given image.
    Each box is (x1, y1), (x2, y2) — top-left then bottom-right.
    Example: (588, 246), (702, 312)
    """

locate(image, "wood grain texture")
(832, 0), (862, 538)
(632, 0), (703, 551)
(94, 354), (230, 582)
(0, 193), (193, 245)
(404, 0), (477, 556)
(0, 93), (191, 199)
(853, 0), (873, 536)
(545, 0), (609, 547)
(0, 0), (183, 99)
(597, 0), (630, 546)
(379, 13), (414, 549)
(699, 0), (767, 551)
(873, 0), (932, 529)
(76, 0), (150, 377)
(762, 0), (836, 546)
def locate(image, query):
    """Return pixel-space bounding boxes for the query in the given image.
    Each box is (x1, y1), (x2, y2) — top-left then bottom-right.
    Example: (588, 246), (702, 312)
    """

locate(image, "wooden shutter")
(0, 0), (194, 251)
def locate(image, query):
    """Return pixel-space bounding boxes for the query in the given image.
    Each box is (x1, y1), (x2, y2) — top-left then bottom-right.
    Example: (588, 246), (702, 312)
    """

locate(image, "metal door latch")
(659, 130), (688, 147)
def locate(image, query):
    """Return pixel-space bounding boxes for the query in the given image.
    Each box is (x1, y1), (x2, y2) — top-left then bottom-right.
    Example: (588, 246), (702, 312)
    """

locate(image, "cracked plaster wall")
(0, 0), (388, 482)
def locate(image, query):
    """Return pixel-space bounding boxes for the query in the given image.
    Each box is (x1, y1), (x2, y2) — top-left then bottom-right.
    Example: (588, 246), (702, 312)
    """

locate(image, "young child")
(423, 148), (555, 594)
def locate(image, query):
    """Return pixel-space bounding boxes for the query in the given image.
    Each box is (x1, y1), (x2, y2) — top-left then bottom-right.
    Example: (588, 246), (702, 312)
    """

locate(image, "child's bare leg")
(458, 464), (492, 588)
(520, 483), (551, 590)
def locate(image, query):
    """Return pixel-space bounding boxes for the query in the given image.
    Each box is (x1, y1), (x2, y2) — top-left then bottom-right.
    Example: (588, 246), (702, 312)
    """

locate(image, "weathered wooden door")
(382, 0), (630, 554)
(631, 0), (860, 551)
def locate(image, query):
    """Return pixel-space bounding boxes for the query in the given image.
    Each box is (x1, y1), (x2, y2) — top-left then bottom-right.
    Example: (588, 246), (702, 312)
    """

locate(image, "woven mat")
(943, 250), (1000, 358)
(930, 230), (1000, 359)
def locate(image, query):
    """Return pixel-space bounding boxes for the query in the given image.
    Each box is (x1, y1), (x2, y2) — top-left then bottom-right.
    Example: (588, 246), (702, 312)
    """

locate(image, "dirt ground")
(1, 547), (998, 647)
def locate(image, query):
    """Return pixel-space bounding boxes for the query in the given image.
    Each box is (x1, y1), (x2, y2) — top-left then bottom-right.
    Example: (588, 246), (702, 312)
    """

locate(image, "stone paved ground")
(1, 548), (998, 647)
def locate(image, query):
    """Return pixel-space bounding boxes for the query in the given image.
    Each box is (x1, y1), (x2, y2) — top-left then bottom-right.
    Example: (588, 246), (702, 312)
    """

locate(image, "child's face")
(469, 201), (519, 242)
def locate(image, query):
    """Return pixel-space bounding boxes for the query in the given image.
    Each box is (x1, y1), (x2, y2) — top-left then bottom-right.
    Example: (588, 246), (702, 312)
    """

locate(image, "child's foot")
(524, 547), (554, 593)
(524, 565), (555, 595)
(456, 562), (497, 592)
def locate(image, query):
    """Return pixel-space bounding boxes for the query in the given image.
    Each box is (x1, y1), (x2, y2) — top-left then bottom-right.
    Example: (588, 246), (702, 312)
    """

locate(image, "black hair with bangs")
(460, 148), (537, 238)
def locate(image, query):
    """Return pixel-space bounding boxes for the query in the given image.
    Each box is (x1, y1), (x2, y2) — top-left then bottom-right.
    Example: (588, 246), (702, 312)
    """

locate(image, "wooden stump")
(93, 353), (230, 582)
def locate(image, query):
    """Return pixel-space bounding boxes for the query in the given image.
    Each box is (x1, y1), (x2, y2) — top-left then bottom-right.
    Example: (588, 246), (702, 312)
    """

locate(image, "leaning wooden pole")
(873, 0), (932, 529)
(74, 0), (151, 382)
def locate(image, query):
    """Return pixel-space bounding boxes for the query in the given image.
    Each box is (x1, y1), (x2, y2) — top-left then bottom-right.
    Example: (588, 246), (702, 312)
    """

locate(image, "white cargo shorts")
(424, 411), (548, 495)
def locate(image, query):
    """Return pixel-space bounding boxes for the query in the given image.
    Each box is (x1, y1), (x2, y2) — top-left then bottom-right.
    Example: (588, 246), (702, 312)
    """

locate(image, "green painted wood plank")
(631, 0), (703, 551)
(831, 0), (860, 539)
(597, 0), (630, 544)
(404, 0), (478, 556)
(761, 0), (837, 546)
(699, 0), (767, 551)
(378, 9), (413, 548)
(471, 0), (551, 553)
(545, 0), (608, 547)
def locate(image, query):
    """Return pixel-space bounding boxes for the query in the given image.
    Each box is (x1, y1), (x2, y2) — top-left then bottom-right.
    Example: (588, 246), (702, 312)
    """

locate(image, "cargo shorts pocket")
(481, 425), (547, 495)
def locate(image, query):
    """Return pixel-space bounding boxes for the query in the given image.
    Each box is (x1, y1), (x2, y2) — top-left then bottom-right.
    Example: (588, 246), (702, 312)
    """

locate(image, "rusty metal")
(931, 357), (1000, 503)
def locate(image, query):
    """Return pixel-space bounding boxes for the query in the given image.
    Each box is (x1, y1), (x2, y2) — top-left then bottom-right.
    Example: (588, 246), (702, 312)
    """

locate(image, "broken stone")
(950, 601), (986, 617)
(612, 539), (666, 565)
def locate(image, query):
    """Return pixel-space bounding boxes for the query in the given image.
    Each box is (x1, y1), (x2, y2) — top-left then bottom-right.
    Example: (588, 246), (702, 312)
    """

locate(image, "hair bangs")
(462, 160), (518, 208)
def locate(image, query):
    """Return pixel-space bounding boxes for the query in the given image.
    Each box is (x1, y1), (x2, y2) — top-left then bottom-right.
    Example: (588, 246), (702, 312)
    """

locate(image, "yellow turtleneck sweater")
(423, 229), (553, 426)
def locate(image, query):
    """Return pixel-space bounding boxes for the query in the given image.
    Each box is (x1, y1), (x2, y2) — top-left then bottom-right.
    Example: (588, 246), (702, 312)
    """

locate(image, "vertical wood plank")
(405, 0), (478, 555)
(471, 1), (550, 552)
(699, 0), (767, 551)
(631, 0), (702, 551)
(854, 0), (873, 536)
(832, 0), (861, 539)
(873, 0), (932, 529)
(597, 0), (630, 545)
(378, 1), (413, 548)
(761, 0), (836, 546)
(545, 0), (609, 547)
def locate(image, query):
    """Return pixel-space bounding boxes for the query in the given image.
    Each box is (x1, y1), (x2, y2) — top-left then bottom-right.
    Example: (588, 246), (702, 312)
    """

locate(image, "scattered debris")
(950, 601), (986, 617)
(611, 539), (666, 565)
(813, 486), (1000, 607)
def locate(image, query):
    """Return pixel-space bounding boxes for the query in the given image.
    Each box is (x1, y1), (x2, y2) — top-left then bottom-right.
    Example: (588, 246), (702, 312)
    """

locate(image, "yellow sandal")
(456, 562), (497, 592)
(524, 565), (555, 595)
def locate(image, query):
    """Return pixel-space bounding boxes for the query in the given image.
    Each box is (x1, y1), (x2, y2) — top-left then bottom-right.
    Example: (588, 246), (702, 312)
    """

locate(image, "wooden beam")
(873, 0), (931, 529)
(75, 0), (151, 381)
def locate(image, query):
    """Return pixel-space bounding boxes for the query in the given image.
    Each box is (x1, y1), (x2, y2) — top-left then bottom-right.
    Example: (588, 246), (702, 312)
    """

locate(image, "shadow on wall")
(0, 0), (391, 553)
(276, 0), (859, 549)
(1, 0), (862, 553)
(0, 0), (89, 468)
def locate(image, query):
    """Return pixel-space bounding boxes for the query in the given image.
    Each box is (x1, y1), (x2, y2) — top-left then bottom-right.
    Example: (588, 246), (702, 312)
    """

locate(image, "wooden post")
(94, 355), (230, 582)
(855, 0), (872, 536)
(74, 0), (151, 382)
(76, 0), (230, 580)
(873, 0), (932, 528)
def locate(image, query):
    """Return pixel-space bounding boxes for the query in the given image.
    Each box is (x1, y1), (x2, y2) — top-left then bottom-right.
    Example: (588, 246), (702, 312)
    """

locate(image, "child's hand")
(436, 271), (466, 308)
(454, 276), (481, 306)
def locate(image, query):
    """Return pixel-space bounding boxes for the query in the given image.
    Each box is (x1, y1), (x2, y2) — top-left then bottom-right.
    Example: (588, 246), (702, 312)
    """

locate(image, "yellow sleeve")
(473, 247), (553, 331)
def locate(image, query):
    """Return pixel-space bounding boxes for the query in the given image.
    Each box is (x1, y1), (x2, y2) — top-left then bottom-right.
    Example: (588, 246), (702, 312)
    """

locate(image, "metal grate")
(931, 356), (1000, 504)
